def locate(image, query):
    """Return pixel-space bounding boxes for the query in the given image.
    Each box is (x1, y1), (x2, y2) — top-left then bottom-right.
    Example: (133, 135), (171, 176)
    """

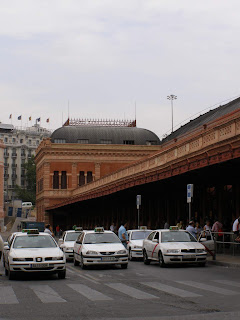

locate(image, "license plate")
(31, 264), (49, 268)
(183, 255), (195, 259)
(101, 257), (116, 262)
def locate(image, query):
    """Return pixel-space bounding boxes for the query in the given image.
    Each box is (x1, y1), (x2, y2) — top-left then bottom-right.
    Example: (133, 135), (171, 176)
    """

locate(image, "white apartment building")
(0, 123), (51, 201)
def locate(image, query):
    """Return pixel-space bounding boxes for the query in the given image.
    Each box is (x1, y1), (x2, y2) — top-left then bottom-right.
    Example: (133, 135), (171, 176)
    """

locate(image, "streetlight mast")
(167, 94), (177, 133)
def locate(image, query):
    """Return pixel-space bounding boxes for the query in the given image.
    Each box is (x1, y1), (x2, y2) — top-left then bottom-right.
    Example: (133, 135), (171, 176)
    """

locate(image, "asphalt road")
(0, 259), (240, 320)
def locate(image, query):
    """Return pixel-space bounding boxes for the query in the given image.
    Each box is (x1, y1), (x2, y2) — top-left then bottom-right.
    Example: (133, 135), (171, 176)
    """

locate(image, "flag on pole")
(46, 118), (49, 123)
(29, 116), (32, 121)
(37, 117), (41, 122)
(9, 114), (12, 119)
(18, 115), (22, 120)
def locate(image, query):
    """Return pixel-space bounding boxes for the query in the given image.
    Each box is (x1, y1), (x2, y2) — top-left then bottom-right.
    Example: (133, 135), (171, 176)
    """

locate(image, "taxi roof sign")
(140, 226), (147, 230)
(75, 227), (83, 231)
(22, 229), (39, 234)
(169, 226), (179, 231)
(94, 227), (104, 233)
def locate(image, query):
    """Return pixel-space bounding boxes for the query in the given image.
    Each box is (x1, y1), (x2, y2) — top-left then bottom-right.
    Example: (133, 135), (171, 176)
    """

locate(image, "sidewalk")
(207, 254), (240, 268)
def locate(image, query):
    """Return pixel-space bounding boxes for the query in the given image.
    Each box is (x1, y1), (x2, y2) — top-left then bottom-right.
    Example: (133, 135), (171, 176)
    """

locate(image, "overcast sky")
(1, 0), (240, 139)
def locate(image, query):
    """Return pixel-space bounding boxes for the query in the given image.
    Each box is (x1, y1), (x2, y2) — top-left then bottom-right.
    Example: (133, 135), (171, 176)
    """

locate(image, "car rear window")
(131, 231), (151, 240)
(65, 232), (81, 241)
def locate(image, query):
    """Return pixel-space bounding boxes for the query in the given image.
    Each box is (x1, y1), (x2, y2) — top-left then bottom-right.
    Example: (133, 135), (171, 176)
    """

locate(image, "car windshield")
(84, 233), (121, 244)
(131, 231), (151, 240)
(65, 232), (81, 241)
(161, 231), (197, 243)
(13, 235), (57, 248)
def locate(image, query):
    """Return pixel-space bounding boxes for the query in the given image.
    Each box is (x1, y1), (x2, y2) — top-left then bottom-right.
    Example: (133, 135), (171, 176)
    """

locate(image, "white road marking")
(67, 266), (99, 284)
(68, 284), (112, 301)
(213, 280), (240, 288)
(30, 285), (66, 303)
(0, 287), (19, 304)
(106, 283), (158, 300)
(142, 282), (201, 298)
(176, 281), (240, 296)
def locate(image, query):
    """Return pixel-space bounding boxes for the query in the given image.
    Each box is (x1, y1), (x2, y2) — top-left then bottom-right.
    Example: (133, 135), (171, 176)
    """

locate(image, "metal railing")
(211, 231), (240, 256)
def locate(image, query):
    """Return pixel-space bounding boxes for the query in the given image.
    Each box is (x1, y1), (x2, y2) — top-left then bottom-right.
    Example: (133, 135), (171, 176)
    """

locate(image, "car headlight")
(12, 258), (26, 261)
(86, 251), (98, 255)
(133, 246), (142, 249)
(117, 250), (127, 254)
(166, 249), (180, 253)
(52, 257), (64, 260)
(196, 249), (206, 253)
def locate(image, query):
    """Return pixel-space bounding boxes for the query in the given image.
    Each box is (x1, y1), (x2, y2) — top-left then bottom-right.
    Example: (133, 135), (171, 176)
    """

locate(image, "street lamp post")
(167, 95), (177, 133)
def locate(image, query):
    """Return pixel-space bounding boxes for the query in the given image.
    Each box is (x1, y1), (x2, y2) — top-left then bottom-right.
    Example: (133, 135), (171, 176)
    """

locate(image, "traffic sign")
(187, 184), (193, 203)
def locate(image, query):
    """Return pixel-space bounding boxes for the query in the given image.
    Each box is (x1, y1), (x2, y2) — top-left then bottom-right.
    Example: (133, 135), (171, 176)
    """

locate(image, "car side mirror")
(4, 245), (10, 250)
(58, 239), (63, 244)
(3, 242), (8, 246)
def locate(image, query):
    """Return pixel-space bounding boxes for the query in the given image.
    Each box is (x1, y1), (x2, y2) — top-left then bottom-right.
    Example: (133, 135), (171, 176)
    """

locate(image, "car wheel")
(159, 251), (166, 268)
(58, 270), (66, 279)
(8, 268), (16, 280)
(73, 254), (79, 266)
(80, 254), (86, 269)
(143, 250), (150, 265)
(128, 249), (133, 261)
(121, 264), (128, 269)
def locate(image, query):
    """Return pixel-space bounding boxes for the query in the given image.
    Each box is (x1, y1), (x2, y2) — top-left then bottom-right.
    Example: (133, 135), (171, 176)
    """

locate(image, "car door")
(151, 232), (160, 260)
(198, 231), (215, 254)
(144, 231), (156, 256)
(74, 232), (83, 260)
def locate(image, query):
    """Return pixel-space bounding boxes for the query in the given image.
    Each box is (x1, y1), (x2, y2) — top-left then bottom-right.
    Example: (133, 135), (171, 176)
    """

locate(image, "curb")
(207, 259), (240, 268)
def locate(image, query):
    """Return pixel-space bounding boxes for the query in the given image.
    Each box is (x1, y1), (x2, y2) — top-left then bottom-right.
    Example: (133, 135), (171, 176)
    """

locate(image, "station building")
(35, 119), (161, 222)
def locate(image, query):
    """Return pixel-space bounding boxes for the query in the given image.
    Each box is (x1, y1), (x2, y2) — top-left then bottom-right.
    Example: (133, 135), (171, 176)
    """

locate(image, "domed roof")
(51, 126), (160, 145)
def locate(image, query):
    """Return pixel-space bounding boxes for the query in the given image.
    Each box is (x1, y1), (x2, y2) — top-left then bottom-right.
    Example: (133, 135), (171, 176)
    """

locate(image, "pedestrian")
(56, 225), (60, 237)
(176, 220), (184, 230)
(186, 221), (197, 238)
(212, 218), (223, 235)
(232, 216), (240, 242)
(203, 220), (212, 233)
(195, 222), (202, 239)
(118, 221), (128, 248)
(110, 222), (116, 233)
(164, 221), (169, 229)
(44, 224), (54, 237)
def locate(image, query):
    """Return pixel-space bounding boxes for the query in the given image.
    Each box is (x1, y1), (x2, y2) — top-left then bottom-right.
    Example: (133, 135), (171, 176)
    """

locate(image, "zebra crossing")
(0, 279), (239, 305)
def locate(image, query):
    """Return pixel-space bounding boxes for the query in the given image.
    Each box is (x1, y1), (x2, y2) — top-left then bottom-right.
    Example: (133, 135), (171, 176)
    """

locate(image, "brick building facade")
(0, 139), (5, 230)
(35, 125), (161, 223)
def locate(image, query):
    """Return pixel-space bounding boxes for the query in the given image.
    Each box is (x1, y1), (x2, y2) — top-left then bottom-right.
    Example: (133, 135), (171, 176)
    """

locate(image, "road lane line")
(67, 266), (99, 284)
(142, 282), (201, 298)
(213, 280), (240, 288)
(0, 287), (19, 304)
(30, 285), (66, 303)
(67, 284), (112, 301)
(106, 283), (158, 300)
(176, 281), (240, 295)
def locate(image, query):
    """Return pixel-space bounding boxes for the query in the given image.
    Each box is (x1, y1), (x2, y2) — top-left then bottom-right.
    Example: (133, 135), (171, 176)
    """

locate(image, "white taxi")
(4, 229), (66, 279)
(127, 228), (152, 260)
(73, 227), (128, 269)
(58, 228), (83, 260)
(142, 227), (207, 267)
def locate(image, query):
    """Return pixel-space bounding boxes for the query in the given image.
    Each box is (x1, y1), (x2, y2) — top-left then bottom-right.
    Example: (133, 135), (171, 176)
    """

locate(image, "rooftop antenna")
(135, 101), (137, 126)
(68, 100), (70, 120)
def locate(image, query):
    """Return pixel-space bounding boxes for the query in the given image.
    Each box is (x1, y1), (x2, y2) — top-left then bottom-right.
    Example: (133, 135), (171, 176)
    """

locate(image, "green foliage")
(14, 156), (36, 204)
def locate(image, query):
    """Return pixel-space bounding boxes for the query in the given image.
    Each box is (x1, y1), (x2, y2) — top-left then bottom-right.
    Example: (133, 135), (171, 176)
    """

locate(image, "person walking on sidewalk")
(118, 221), (128, 248)
(232, 216), (240, 242)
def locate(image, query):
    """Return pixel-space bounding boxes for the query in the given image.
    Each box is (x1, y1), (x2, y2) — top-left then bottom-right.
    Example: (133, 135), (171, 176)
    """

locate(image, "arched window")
(61, 171), (67, 189)
(53, 171), (59, 189)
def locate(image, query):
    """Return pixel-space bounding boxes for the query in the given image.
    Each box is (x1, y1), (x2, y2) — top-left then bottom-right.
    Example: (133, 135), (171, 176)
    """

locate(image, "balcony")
(11, 164), (17, 168)
(4, 174), (9, 178)
(12, 153), (17, 158)
(12, 174), (17, 179)
(28, 154), (32, 158)
(4, 153), (9, 157)
(4, 163), (9, 168)
(21, 154), (26, 158)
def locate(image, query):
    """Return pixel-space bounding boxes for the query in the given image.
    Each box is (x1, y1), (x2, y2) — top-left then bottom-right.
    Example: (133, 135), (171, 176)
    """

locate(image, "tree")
(14, 155), (36, 204)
